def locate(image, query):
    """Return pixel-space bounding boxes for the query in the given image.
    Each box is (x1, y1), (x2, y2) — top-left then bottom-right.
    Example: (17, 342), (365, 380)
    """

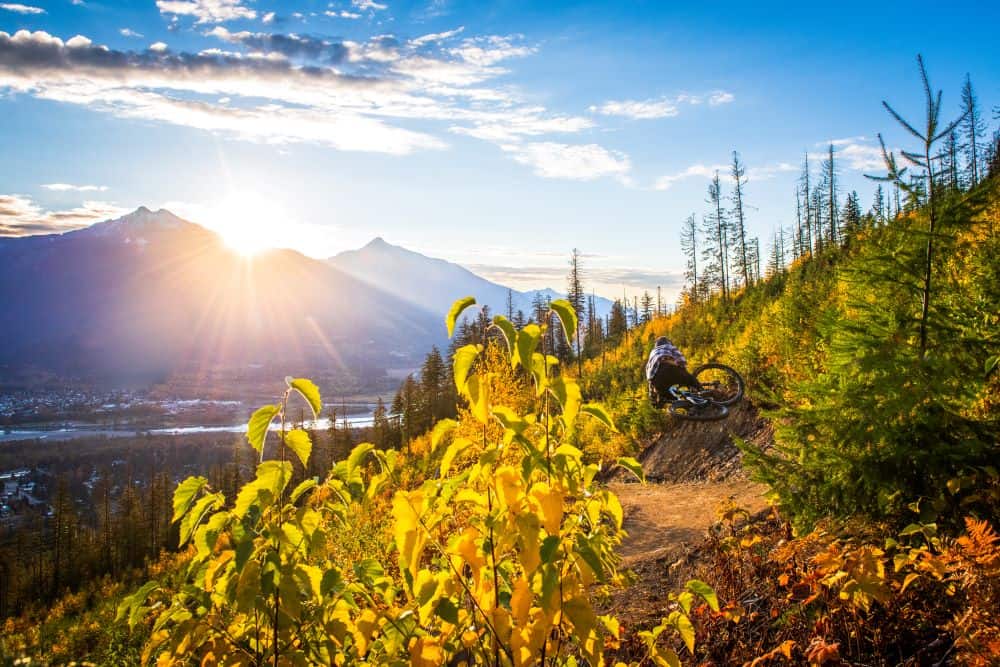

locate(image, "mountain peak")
(364, 236), (391, 250)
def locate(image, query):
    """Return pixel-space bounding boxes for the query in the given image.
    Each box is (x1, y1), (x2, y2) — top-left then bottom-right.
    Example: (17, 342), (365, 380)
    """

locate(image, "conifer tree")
(822, 144), (839, 245)
(799, 154), (814, 253)
(729, 151), (752, 288)
(871, 184), (886, 225)
(701, 174), (729, 300)
(869, 54), (969, 358)
(841, 190), (862, 244)
(960, 74), (985, 187)
(639, 291), (654, 323)
(679, 213), (700, 302)
(567, 248), (585, 374)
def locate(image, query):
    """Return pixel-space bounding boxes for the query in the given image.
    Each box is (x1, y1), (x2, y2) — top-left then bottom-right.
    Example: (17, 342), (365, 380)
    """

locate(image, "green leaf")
(284, 429), (312, 468)
(354, 558), (385, 585)
(986, 355), (999, 376)
(516, 324), (541, 373)
(290, 478), (318, 504)
(287, 377), (322, 418)
(453, 344), (480, 394)
(549, 299), (578, 346)
(347, 442), (375, 474)
(686, 579), (719, 612)
(247, 404), (279, 457)
(581, 403), (618, 433)
(179, 492), (223, 547)
(668, 610), (696, 653)
(440, 437), (473, 478)
(430, 419), (458, 452)
(446, 296), (477, 338)
(434, 597), (460, 624)
(491, 315), (517, 360)
(172, 476), (207, 523)
(540, 535), (561, 564)
(616, 456), (645, 483)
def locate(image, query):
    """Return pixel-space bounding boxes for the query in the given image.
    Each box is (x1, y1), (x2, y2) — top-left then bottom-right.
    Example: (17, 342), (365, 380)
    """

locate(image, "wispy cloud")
(352, 0), (387, 11)
(0, 2), (44, 13)
(470, 263), (684, 292)
(809, 137), (887, 171)
(590, 90), (734, 120)
(500, 142), (631, 181)
(654, 163), (728, 190)
(156, 0), (256, 24)
(0, 29), (615, 168)
(42, 183), (109, 192)
(746, 162), (796, 181)
(119, 28), (144, 39)
(0, 193), (126, 236)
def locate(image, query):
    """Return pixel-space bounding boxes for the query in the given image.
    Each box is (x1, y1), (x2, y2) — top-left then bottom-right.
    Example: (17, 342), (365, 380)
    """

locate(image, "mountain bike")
(665, 363), (744, 421)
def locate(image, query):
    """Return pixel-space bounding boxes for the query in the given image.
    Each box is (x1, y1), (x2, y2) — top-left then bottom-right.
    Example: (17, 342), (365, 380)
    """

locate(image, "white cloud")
(746, 162), (796, 181)
(809, 139), (887, 171)
(0, 3), (44, 14)
(156, 0), (256, 24)
(42, 183), (109, 192)
(119, 28), (144, 38)
(708, 91), (734, 106)
(0, 193), (127, 236)
(325, 10), (361, 18)
(411, 26), (464, 46)
(352, 0), (387, 10)
(654, 163), (728, 190)
(0, 29), (613, 173)
(591, 90), (734, 120)
(449, 35), (534, 67)
(261, 11), (275, 24)
(589, 98), (679, 120)
(501, 142), (631, 181)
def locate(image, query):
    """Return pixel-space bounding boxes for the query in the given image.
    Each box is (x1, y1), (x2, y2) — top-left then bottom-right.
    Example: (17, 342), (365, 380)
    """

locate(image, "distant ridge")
(328, 237), (613, 319)
(0, 208), (442, 386)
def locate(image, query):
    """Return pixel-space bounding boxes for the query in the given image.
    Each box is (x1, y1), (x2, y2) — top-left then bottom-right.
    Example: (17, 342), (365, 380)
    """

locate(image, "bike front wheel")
(668, 400), (729, 421)
(691, 363), (744, 406)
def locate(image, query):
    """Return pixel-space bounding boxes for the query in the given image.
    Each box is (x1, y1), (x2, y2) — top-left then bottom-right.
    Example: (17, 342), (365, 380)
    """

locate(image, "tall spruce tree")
(871, 54), (969, 358)
(960, 74), (985, 187)
(822, 144), (839, 245)
(679, 213), (700, 302)
(729, 151), (752, 288)
(702, 173), (729, 300)
(566, 248), (585, 374)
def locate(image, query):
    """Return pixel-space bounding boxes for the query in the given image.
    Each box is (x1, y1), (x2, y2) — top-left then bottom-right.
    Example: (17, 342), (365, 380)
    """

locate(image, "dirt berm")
(625, 401), (773, 483)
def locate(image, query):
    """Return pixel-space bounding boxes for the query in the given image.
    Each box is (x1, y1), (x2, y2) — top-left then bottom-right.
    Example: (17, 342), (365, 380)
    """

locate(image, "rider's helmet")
(655, 336), (671, 347)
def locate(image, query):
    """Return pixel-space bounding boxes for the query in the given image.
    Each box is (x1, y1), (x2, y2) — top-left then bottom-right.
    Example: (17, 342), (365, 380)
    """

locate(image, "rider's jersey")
(645, 341), (687, 380)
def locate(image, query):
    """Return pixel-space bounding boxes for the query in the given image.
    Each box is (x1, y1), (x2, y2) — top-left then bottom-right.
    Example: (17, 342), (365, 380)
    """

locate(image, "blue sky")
(1, 0), (998, 300)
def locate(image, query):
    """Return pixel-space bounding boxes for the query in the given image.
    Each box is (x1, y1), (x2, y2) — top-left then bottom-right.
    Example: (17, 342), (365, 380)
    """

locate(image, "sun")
(212, 193), (284, 257)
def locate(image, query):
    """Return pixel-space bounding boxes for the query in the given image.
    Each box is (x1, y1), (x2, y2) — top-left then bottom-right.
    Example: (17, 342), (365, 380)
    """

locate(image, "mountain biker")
(646, 336), (699, 407)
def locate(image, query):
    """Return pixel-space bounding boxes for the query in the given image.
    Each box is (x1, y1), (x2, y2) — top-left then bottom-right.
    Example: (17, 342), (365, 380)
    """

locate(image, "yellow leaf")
(511, 577), (531, 627)
(409, 637), (444, 667)
(531, 483), (563, 534)
(495, 466), (523, 510)
(392, 490), (427, 588)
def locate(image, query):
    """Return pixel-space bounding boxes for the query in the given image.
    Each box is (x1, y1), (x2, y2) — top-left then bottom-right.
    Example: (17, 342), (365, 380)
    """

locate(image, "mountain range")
(328, 237), (613, 320)
(0, 207), (604, 388)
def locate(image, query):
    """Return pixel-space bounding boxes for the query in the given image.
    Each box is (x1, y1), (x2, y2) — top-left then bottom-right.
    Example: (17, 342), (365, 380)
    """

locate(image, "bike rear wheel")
(668, 400), (729, 421)
(691, 363), (744, 406)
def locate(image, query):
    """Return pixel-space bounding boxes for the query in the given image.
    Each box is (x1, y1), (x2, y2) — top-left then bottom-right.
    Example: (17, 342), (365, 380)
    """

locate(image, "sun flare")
(212, 193), (284, 257)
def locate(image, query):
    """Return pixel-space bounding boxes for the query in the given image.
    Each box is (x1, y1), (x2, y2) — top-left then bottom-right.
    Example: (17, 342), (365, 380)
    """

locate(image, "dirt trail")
(611, 479), (768, 564)
(607, 401), (773, 564)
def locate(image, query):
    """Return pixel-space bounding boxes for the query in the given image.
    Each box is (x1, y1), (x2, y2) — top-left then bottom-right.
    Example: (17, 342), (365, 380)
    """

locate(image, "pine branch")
(882, 101), (926, 142)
